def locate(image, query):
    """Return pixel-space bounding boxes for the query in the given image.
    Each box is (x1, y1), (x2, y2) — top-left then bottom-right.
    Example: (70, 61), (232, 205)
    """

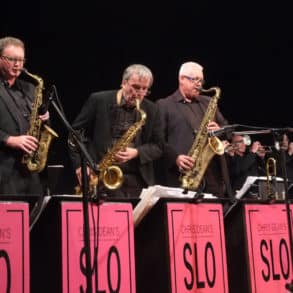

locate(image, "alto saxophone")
(22, 68), (58, 172)
(180, 87), (225, 192)
(75, 89), (147, 194)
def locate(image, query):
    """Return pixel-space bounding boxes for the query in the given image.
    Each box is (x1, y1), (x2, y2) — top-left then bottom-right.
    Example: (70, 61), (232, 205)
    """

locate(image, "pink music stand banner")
(244, 203), (293, 292)
(61, 202), (136, 293)
(166, 202), (228, 293)
(0, 202), (30, 293)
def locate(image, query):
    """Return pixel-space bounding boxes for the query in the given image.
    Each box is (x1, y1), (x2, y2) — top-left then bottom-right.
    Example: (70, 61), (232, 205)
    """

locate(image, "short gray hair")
(122, 64), (153, 86)
(179, 61), (203, 77)
(0, 36), (25, 55)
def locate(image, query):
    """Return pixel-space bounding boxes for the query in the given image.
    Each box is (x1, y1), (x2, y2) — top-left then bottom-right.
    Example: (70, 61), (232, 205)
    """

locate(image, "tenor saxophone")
(21, 68), (58, 172)
(75, 89), (147, 194)
(180, 87), (225, 192)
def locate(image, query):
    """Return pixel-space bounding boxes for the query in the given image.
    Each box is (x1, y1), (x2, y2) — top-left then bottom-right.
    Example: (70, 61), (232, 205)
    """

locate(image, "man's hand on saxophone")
(5, 135), (38, 154)
(5, 108), (51, 154)
(177, 120), (220, 173)
(207, 120), (220, 132)
(6, 111), (50, 154)
(115, 147), (138, 163)
(176, 155), (195, 172)
(38, 110), (50, 121)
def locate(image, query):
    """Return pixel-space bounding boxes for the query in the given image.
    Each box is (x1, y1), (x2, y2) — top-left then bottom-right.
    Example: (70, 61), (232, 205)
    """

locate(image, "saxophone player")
(156, 61), (229, 197)
(69, 64), (164, 198)
(0, 36), (50, 195)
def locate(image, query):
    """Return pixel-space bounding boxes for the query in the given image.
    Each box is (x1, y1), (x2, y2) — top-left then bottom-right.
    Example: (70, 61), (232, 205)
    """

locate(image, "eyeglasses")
(234, 140), (244, 144)
(1, 55), (26, 64)
(128, 82), (151, 96)
(183, 75), (205, 85)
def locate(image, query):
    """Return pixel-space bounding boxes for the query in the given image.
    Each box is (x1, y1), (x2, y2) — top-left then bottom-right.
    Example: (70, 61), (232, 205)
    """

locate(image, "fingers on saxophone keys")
(23, 144), (34, 154)
(24, 136), (38, 153)
(181, 159), (194, 171)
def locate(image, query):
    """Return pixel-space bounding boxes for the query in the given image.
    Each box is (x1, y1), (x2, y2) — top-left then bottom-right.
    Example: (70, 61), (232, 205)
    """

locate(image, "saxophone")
(180, 86), (225, 191)
(21, 68), (58, 172)
(75, 89), (147, 194)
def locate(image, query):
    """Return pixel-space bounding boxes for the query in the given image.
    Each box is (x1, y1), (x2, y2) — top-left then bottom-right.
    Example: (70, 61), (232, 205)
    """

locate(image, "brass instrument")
(180, 86), (225, 192)
(226, 134), (272, 155)
(225, 134), (251, 153)
(266, 157), (277, 199)
(257, 146), (273, 155)
(75, 89), (147, 194)
(239, 135), (273, 154)
(21, 68), (58, 172)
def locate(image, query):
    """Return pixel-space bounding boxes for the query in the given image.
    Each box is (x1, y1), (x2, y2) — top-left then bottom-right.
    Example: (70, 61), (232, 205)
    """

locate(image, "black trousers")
(0, 164), (43, 196)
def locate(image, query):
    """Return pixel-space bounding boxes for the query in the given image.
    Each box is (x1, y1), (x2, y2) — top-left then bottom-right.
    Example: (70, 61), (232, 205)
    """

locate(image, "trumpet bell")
(242, 134), (251, 146)
(101, 165), (124, 190)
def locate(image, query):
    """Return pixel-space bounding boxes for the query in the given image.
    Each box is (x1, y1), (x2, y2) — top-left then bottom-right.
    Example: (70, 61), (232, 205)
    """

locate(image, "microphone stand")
(271, 130), (293, 292)
(48, 88), (99, 293)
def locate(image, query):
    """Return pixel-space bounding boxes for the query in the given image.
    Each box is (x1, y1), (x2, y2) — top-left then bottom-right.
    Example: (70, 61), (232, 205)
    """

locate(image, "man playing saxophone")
(69, 64), (164, 198)
(156, 61), (229, 197)
(0, 36), (50, 195)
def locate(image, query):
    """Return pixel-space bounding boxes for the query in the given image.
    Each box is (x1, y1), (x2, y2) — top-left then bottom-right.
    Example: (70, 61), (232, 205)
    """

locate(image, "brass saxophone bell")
(101, 165), (124, 190)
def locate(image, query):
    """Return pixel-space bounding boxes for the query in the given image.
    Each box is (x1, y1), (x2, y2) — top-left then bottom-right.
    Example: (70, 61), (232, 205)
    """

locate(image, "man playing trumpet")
(226, 134), (267, 193)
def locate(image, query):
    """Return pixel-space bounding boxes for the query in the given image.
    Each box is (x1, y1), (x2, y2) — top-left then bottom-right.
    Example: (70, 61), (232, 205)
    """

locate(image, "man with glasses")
(156, 61), (228, 197)
(69, 64), (164, 198)
(226, 134), (267, 194)
(0, 36), (49, 195)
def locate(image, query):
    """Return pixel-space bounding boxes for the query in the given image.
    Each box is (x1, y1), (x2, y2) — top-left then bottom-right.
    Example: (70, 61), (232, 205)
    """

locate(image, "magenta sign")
(244, 203), (293, 292)
(0, 202), (30, 293)
(166, 203), (228, 293)
(61, 202), (136, 293)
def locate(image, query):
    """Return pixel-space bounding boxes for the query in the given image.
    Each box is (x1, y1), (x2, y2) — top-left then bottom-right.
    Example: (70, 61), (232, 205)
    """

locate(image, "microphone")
(209, 124), (239, 137)
(38, 85), (54, 115)
(270, 127), (293, 134)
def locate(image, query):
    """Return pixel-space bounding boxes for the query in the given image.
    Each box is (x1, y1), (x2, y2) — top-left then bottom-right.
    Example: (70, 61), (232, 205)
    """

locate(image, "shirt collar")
(175, 91), (200, 104)
(119, 96), (136, 110)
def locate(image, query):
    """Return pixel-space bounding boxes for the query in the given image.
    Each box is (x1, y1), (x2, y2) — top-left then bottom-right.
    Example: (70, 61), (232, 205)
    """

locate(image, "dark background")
(1, 2), (292, 193)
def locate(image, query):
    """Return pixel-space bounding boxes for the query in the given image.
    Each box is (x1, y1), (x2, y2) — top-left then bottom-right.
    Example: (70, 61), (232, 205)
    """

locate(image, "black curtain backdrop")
(1, 2), (292, 193)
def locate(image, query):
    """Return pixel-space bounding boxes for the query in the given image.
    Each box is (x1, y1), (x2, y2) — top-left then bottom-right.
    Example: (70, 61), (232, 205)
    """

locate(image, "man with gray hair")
(69, 64), (164, 198)
(156, 61), (228, 197)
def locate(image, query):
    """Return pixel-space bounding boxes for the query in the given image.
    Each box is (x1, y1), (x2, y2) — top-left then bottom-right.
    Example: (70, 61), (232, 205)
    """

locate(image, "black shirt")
(2, 79), (31, 133)
(110, 97), (139, 173)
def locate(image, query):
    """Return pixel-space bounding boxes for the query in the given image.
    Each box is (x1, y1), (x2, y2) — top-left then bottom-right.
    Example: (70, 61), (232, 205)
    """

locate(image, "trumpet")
(229, 134), (274, 155)
(225, 134), (251, 153)
(256, 146), (273, 155)
(224, 144), (241, 153)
